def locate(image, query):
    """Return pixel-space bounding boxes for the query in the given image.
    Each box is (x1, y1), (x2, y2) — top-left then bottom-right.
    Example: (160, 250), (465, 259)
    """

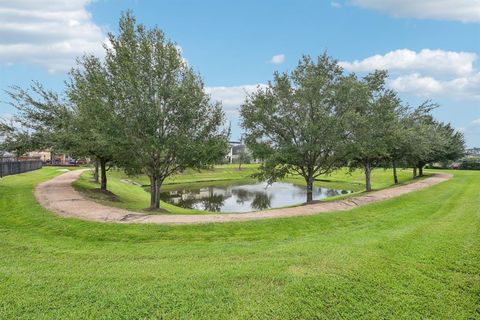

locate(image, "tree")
(105, 13), (228, 210)
(240, 54), (347, 203)
(3, 83), (73, 157)
(401, 102), (464, 178)
(414, 120), (464, 177)
(385, 106), (411, 184)
(67, 55), (120, 191)
(436, 123), (465, 166)
(0, 120), (13, 156)
(339, 70), (402, 192)
(237, 148), (251, 170)
(0, 121), (10, 136)
(4, 58), (119, 193)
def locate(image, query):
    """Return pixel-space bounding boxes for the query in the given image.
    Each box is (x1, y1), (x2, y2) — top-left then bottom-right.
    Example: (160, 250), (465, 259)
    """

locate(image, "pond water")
(160, 181), (352, 213)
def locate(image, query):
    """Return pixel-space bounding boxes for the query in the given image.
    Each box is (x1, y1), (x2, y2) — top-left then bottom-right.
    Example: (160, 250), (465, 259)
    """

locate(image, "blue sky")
(1, 0), (479, 146)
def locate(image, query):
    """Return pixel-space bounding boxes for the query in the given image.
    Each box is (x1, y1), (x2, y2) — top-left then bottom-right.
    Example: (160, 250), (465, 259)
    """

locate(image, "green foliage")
(2, 83), (73, 155)
(67, 55), (119, 163)
(403, 102), (465, 174)
(67, 55), (123, 190)
(0, 120), (11, 135)
(104, 12), (228, 209)
(241, 54), (465, 194)
(241, 54), (348, 201)
(339, 70), (403, 191)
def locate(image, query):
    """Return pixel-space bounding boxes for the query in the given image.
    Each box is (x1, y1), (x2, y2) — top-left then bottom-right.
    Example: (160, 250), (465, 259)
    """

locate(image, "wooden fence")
(0, 157), (43, 178)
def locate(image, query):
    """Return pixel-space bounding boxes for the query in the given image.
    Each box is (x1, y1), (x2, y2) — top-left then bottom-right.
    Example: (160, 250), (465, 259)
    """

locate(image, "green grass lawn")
(73, 164), (417, 214)
(0, 167), (478, 319)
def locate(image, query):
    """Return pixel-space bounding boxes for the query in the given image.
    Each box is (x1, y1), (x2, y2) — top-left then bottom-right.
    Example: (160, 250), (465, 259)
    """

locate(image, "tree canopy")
(241, 54), (465, 198)
(241, 54), (348, 202)
(102, 13), (228, 209)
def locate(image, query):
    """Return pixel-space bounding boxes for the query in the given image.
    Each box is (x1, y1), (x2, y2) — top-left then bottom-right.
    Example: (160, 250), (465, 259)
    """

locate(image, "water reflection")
(251, 193), (272, 210)
(160, 181), (352, 213)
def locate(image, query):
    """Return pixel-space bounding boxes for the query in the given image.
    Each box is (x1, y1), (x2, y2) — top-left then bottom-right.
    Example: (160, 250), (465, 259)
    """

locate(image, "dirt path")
(34, 169), (452, 225)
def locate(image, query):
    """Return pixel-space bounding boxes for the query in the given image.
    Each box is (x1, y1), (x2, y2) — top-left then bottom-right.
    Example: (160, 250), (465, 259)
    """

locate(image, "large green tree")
(240, 54), (347, 203)
(338, 70), (402, 192)
(67, 55), (120, 191)
(105, 13), (228, 210)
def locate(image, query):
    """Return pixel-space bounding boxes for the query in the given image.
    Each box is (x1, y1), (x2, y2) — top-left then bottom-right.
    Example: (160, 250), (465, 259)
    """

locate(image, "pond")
(160, 181), (352, 213)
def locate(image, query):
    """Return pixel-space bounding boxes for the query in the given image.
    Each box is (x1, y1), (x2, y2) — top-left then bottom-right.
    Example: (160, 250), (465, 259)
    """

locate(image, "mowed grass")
(0, 167), (479, 319)
(73, 164), (416, 213)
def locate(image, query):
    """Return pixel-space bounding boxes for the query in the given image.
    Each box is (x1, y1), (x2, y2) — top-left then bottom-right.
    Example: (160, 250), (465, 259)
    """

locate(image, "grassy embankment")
(73, 164), (418, 214)
(0, 167), (478, 319)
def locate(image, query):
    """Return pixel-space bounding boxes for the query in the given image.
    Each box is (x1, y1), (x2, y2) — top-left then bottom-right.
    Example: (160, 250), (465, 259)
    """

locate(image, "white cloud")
(0, 0), (105, 72)
(206, 84), (267, 114)
(388, 72), (480, 101)
(340, 49), (477, 77)
(350, 0), (480, 23)
(472, 118), (480, 126)
(270, 54), (285, 65)
(389, 74), (480, 100)
(341, 49), (480, 102)
(389, 73), (442, 94)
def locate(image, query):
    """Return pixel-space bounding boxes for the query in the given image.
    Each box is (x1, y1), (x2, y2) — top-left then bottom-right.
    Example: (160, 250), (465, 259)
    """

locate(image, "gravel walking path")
(34, 169), (452, 225)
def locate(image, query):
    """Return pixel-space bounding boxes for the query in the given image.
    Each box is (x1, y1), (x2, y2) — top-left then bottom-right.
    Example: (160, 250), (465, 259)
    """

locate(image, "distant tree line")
(1, 14), (465, 206)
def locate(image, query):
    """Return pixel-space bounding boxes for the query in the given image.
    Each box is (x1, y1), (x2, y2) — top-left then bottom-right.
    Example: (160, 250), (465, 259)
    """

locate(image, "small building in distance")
(26, 150), (88, 165)
(27, 150), (53, 163)
(225, 141), (260, 164)
(225, 141), (242, 164)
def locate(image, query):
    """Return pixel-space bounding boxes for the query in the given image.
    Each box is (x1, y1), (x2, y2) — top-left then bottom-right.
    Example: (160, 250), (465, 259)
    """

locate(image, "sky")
(0, 0), (479, 146)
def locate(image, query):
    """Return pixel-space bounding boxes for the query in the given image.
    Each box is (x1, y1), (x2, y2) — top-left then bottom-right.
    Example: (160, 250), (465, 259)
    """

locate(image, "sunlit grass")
(0, 167), (478, 319)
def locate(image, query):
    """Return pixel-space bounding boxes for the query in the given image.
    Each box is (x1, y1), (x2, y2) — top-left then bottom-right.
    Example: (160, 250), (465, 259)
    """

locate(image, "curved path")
(34, 169), (452, 225)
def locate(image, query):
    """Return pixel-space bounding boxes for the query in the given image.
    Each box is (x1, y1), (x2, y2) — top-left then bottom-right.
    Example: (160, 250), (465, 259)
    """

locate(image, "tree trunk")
(93, 160), (99, 183)
(100, 158), (107, 191)
(305, 175), (314, 203)
(392, 161), (399, 184)
(149, 175), (162, 209)
(365, 160), (372, 192)
(238, 161), (242, 170)
(418, 164), (424, 177)
(413, 167), (417, 179)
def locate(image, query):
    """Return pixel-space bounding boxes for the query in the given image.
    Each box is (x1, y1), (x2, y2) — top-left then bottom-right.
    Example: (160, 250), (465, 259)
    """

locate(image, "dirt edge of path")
(34, 169), (452, 225)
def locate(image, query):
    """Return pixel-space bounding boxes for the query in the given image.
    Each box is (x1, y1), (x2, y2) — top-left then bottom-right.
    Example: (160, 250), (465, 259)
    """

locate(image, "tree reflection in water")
(231, 189), (272, 210)
(159, 182), (352, 213)
(233, 189), (250, 205)
(251, 193), (271, 210)
(200, 193), (225, 212)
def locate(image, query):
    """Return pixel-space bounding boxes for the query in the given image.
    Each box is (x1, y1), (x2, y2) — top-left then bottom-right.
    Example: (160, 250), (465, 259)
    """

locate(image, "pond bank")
(35, 169), (452, 225)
